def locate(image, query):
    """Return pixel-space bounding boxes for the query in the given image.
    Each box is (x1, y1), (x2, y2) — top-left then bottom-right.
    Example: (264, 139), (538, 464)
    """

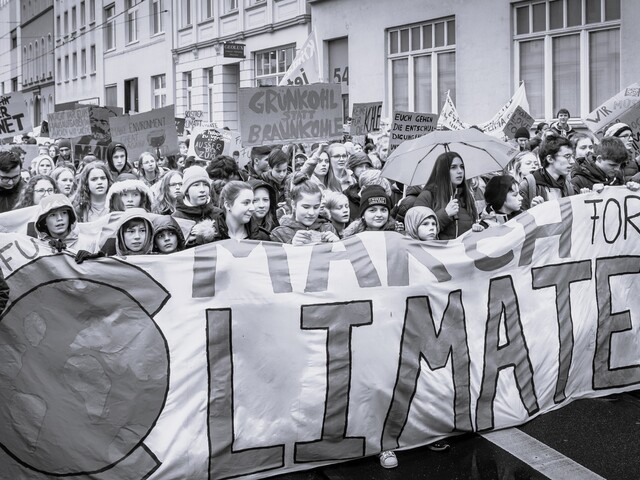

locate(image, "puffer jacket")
(270, 215), (337, 244)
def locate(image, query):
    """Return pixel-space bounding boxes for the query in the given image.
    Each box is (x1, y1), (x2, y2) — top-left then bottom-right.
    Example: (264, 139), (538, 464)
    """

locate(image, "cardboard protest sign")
(109, 105), (179, 160)
(0, 92), (32, 139)
(238, 83), (343, 146)
(279, 30), (320, 86)
(184, 110), (205, 130)
(73, 106), (121, 161)
(3, 187), (640, 479)
(47, 108), (92, 139)
(187, 126), (242, 161)
(350, 102), (383, 135)
(503, 105), (535, 139)
(389, 110), (437, 152)
(585, 82), (640, 137)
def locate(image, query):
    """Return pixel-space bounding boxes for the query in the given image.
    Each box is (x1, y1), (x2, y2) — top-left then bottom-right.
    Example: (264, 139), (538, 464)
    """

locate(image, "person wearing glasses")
(518, 136), (576, 211)
(14, 174), (59, 210)
(327, 143), (356, 192)
(0, 151), (26, 213)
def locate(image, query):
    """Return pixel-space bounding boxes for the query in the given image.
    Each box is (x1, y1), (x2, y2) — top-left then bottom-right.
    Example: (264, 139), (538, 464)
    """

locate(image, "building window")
(89, 0), (95, 23)
(249, 0), (266, 5)
(64, 10), (69, 35)
(72, 52), (77, 78)
(81, 48), (87, 76)
(55, 15), (60, 36)
(151, 0), (164, 34)
(184, 72), (192, 110)
(80, 1), (86, 27)
(90, 45), (96, 73)
(181, 0), (193, 27)
(105, 4), (116, 51)
(64, 55), (69, 81)
(255, 45), (295, 86)
(206, 67), (214, 121)
(57, 57), (61, 82)
(11, 29), (17, 49)
(125, 77), (139, 113)
(12, 77), (18, 92)
(125, 0), (139, 44)
(388, 18), (456, 113)
(72, 6), (77, 31)
(514, 0), (621, 119)
(152, 74), (167, 108)
(223, 0), (238, 13)
(202, 0), (213, 19)
(105, 84), (117, 107)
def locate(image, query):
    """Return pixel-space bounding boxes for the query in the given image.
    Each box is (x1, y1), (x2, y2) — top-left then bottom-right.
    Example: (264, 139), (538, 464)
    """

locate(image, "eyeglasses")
(34, 188), (55, 195)
(0, 173), (20, 184)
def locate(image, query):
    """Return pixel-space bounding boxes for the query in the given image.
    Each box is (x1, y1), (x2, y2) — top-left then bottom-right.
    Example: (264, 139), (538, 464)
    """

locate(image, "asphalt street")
(273, 392), (640, 480)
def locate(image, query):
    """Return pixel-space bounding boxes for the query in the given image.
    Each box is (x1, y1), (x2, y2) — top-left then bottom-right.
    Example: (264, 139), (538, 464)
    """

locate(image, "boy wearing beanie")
(514, 127), (531, 151)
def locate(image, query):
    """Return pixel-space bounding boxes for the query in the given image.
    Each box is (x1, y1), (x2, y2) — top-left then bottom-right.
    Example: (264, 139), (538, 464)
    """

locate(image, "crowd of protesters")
(1, 108), (639, 468)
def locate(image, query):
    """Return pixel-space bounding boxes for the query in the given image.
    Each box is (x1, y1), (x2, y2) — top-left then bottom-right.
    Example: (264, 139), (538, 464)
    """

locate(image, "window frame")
(513, 0), (621, 119)
(151, 0), (164, 35)
(152, 74), (167, 108)
(254, 44), (296, 86)
(387, 17), (456, 114)
(125, 0), (139, 45)
(104, 4), (116, 51)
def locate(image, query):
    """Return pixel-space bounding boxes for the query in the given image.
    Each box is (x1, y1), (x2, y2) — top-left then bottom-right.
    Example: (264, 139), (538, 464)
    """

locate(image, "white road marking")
(481, 428), (605, 480)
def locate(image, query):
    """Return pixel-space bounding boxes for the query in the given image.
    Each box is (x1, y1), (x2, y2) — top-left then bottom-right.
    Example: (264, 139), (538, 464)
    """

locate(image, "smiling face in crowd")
(363, 205), (389, 230)
(227, 188), (255, 225)
(294, 191), (322, 227)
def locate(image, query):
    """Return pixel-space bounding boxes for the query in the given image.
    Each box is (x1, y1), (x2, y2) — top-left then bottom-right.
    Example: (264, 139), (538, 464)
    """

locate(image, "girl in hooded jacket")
(31, 155), (55, 177)
(270, 173), (339, 245)
(112, 208), (155, 256)
(152, 215), (186, 254)
(403, 206), (440, 241)
(107, 177), (153, 212)
(32, 194), (96, 253)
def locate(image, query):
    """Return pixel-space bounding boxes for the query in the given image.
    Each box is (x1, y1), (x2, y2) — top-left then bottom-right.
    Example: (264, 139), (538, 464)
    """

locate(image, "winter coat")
(106, 178), (153, 212)
(270, 215), (337, 244)
(0, 178), (26, 213)
(413, 188), (476, 240)
(172, 196), (223, 223)
(549, 121), (575, 139)
(342, 217), (397, 238)
(152, 215), (186, 252)
(571, 160), (622, 192)
(217, 215), (271, 241)
(519, 168), (574, 211)
(478, 207), (521, 229)
(391, 185), (423, 223)
(259, 170), (288, 204)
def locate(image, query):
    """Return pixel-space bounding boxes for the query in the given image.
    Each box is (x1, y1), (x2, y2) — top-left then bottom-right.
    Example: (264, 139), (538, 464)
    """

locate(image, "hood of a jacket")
(105, 141), (132, 174)
(152, 215), (186, 251)
(34, 193), (78, 240)
(403, 206), (439, 240)
(114, 208), (155, 256)
(106, 178), (152, 211)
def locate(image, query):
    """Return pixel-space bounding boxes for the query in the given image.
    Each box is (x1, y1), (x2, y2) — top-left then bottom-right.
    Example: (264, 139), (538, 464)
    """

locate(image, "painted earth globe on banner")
(0, 255), (170, 476)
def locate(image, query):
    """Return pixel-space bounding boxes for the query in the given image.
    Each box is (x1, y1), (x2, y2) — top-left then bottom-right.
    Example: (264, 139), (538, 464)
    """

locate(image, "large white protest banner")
(279, 31), (320, 87)
(0, 92), (32, 139)
(109, 106), (179, 160)
(238, 83), (343, 146)
(2, 188), (640, 479)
